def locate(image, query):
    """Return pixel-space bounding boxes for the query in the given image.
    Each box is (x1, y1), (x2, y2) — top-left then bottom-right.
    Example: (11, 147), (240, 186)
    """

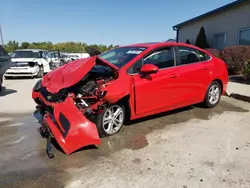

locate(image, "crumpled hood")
(42, 56), (119, 94)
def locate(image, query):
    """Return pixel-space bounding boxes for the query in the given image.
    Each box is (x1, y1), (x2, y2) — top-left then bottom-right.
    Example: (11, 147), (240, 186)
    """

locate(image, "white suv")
(4, 49), (51, 78)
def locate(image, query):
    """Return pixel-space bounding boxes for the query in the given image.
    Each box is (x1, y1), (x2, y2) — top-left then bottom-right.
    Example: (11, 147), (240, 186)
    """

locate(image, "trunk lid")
(42, 56), (119, 94)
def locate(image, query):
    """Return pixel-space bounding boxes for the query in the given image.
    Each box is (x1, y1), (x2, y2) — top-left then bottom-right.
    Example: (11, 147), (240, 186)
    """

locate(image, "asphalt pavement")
(1, 78), (250, 188)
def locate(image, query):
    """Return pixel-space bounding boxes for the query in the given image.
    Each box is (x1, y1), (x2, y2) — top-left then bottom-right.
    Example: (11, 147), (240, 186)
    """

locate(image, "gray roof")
(173, 0), (248, 29)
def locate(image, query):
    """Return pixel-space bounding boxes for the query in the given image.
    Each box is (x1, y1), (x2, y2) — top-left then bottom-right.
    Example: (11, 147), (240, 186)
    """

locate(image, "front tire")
(37, 65), (44, 78)
(96, 104), (125, 137)
(203, 81), (221, 108)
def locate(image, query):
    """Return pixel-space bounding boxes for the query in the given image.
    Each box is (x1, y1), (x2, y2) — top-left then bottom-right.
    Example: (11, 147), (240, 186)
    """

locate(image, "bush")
(219, 45), (250, 75)
(243, 59), (250, 80)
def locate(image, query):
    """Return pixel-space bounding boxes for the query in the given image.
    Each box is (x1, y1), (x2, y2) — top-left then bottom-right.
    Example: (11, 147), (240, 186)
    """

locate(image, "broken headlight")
(28, 61), (38, 67)
(33, 79), (42, 91)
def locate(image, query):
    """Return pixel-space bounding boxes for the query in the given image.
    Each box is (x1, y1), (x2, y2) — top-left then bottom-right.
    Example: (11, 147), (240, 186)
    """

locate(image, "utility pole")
(0, 24), (4, 45)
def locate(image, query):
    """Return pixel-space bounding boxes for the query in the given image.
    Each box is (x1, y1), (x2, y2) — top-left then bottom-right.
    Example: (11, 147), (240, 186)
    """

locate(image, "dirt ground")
(1, 79), (250, 188)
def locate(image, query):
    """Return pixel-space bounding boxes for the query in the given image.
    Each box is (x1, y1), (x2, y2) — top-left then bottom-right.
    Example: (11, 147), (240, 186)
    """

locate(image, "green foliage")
(243, 59), (250, 80)
(4, 41), (118, 53)
(195, 26), (210, 49)
(219, 45), (250, 75)
(4, 40), (19, 52)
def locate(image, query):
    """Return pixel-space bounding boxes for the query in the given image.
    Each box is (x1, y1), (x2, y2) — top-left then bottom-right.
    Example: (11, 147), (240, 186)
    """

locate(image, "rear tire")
(203, 81), (221, 108)
(96, 104), (125, 138)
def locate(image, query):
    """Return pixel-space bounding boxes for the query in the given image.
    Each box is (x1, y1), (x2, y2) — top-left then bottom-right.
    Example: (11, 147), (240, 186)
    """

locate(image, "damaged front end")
(32, 56), (119, 157)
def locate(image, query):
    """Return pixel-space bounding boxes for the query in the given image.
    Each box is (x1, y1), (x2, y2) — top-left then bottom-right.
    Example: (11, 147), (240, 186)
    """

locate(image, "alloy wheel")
(102, 105), (124, 135)
(208, 84), (220, 105)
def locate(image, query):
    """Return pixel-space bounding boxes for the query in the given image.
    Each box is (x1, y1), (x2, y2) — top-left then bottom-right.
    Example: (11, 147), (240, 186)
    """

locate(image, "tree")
(195, 26), (210, 49)
(4, 40), (19, 52)
(86, 47), (101, 56)
(21, 42), (30, 49)
(3, 40), (118, 53)
(185, 39), (191, 44)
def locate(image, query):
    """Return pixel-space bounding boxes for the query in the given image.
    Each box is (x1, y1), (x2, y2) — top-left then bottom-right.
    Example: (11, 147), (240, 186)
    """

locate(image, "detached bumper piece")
(34, 95), (101, 158)
(38, 124), (54, 158)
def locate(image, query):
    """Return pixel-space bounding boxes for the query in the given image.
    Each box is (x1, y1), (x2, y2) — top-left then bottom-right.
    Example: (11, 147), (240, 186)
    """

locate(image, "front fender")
(103, 72), (133, 103)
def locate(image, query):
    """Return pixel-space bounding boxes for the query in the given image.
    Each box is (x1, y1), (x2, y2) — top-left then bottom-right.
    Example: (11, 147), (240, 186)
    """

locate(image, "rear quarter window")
(197, 50), (211, 61)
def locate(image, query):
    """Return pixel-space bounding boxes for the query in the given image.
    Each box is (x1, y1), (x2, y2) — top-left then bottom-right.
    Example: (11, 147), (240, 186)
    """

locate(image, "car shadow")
(0, 86), (17, 97)
(126, 105), (194, 125)
(51, 138), (98, 155)
(229, 75), (250, 85)
(33, 105), (200, 156)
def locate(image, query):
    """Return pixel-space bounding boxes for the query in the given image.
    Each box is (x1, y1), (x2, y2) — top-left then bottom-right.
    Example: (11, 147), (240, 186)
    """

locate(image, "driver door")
(131, 46), (178, 115)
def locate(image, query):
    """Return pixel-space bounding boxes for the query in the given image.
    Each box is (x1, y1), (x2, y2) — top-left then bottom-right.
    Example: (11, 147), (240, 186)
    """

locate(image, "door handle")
(169, 73), (179, 78)
(201, 66), (208, 70)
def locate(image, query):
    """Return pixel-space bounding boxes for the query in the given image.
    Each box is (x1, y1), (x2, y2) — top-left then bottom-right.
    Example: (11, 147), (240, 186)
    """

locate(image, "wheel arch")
(212, 79), (223, 94)
(116, 94), (131, 122)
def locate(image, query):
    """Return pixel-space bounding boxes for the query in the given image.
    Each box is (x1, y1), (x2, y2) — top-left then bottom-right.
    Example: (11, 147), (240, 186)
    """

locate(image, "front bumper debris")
(33, 91), (101, 157)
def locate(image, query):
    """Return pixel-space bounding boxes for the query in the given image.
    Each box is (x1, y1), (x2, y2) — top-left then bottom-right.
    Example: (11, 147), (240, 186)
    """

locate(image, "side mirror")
(140, 64), (159, 75)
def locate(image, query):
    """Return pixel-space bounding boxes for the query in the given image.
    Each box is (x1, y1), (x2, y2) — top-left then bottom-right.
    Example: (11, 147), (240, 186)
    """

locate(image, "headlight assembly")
(33, 79), (42, 91)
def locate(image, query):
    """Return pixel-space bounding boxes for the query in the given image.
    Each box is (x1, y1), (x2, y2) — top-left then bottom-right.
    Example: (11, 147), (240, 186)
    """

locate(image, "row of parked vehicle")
(0, 46), (90, 91)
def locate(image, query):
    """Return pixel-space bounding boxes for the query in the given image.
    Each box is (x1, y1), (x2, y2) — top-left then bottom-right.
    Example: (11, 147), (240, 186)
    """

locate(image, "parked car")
(0, 45), (12, 92)
(32, 42), (228, 157)
(4, 49), (51, 78)
(45, 50), (68, 70)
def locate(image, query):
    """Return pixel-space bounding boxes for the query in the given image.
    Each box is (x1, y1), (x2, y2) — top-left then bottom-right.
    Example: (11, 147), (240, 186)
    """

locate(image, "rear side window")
(177, 46), (200, 66)
(197, 50), (210, 61)
(176, 46), (210, 66)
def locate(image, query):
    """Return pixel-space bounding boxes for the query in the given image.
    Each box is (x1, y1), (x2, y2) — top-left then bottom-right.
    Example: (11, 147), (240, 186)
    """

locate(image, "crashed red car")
(32, 42), (228, 157)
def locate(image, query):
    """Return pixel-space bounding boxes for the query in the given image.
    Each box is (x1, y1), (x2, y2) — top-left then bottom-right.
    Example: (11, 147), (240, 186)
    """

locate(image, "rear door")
(175, 46), (212, 103)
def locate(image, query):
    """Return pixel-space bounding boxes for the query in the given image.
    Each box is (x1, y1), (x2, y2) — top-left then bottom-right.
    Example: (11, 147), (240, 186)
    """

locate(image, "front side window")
(143, 47), (175, 69)
(128, 47), (175, 73)
(239, 28), (250, 45)
(177, 46), (200, 66)
(99, 46), (148, 68)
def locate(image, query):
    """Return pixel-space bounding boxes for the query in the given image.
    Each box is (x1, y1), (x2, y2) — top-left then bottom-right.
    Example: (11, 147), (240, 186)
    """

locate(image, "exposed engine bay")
(71, 69), (114, 119)
(39, 65), (117, 122)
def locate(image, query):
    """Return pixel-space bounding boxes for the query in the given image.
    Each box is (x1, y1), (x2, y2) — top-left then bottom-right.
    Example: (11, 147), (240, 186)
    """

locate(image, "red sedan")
(32, 42), (228, 157)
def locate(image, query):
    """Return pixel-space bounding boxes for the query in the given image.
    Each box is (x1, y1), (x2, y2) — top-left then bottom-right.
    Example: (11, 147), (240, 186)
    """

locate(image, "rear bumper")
(222, 83), (228, 95)
(32, 90), (101, 155)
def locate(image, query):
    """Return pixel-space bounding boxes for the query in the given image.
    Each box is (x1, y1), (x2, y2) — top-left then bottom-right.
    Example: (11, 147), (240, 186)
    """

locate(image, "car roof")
(123, 42), (162, 48)
(122, 42), (197, 48)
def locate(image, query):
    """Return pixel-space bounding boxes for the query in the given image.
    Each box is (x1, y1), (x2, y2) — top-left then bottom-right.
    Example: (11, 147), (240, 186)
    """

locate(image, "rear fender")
(44, 97), (100, 155)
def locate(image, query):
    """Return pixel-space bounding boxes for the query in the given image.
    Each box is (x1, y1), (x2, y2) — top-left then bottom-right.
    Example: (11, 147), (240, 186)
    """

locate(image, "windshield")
(12, 51), (43, 58)
(45, 51), (60, 59)
(98, 46), (148, 68)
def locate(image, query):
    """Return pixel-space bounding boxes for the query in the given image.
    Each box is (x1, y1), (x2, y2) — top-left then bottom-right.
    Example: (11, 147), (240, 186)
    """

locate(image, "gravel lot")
(1, 78), (250, 188)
